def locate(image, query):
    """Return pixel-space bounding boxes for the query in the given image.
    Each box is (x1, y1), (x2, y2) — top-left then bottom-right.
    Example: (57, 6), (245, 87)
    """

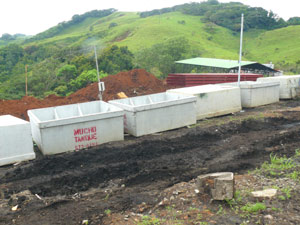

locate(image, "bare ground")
(1, 99), (300, 225)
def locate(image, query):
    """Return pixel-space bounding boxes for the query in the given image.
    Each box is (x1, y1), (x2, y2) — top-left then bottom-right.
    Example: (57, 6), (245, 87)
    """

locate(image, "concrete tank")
(109, 92), (197, 137)
(167, 85), (241, 120)
(257, 75), (300, 99)
(28, 101), (124, 155)
(0, 115), (35, 166)
(218, 81), (280, 108)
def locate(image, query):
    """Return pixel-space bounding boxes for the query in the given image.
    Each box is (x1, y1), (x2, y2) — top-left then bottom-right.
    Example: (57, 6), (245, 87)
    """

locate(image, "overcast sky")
(1, 0), (299, 36)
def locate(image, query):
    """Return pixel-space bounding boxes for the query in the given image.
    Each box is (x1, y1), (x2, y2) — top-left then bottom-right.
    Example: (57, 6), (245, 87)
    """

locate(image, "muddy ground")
(1, 100), (300, 225)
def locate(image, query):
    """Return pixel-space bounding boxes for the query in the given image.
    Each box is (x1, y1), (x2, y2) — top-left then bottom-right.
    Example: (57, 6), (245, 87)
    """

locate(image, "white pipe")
(94, 46), (102, 100)
(238, 14), (244, 86)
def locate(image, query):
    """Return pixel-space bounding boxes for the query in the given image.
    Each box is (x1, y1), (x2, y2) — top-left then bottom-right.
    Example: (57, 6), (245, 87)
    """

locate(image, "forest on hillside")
(0, 37), (190, 99)
(140, 0), (300, 31)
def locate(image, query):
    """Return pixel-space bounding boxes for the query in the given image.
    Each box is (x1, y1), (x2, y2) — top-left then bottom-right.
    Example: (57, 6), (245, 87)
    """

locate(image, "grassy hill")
(1, 9), (300, 100)
(245, 26), (300, 67)
(23, 11), (241, 59)
(21, 10), (300, 67)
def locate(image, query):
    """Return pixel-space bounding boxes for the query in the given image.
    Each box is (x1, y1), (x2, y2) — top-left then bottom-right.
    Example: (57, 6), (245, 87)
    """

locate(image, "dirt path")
(1, 100), (300, 224)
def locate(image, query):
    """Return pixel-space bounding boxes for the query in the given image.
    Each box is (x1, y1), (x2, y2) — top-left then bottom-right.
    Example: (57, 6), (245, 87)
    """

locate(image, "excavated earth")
(1, 98), (300, 224)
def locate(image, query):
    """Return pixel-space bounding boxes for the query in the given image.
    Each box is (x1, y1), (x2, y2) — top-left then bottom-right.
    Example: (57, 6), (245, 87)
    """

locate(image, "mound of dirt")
(68, 69), (168, 102)
(0, 69), (171, 120)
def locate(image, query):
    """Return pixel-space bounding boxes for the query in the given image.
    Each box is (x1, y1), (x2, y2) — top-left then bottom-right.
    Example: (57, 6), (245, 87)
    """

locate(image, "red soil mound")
(0, 69), (171, 120)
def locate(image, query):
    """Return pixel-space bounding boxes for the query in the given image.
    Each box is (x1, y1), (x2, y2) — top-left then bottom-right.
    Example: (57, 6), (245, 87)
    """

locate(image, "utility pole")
(94, 46), (105, 100)
(237, 13), (244, 86)
(25, 65), (28, 96)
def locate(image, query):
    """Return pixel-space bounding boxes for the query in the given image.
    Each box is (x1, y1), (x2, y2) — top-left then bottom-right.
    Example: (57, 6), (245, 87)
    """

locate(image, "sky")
(0, 0), (300, 36)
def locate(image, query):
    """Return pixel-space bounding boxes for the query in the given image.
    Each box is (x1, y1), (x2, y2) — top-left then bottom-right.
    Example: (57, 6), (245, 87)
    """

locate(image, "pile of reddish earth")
(0, 69), (172, 121)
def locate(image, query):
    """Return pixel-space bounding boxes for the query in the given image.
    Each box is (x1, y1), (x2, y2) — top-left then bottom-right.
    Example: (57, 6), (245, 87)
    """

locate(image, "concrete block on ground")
(0, 115), (35, 166)
(196, 172), (234, 200)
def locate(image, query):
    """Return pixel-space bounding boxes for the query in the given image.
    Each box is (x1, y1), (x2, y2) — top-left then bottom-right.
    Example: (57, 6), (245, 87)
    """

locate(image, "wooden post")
(25, 65), (28, 96)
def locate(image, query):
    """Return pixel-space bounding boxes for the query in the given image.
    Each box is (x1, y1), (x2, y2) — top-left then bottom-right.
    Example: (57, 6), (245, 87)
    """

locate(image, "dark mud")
(1, 106), (300, 224)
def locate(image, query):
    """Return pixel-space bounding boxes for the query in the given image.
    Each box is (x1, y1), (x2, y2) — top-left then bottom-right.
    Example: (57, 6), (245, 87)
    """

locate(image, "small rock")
(158, 198), (168, 206)
(82, 220), (89, 225)
(264, 215), (273, 220)
(173, 191), (179, 195)
(251, 189), (277, 198)
(11, 205), (18, 211)
(194, 189), (200, 194)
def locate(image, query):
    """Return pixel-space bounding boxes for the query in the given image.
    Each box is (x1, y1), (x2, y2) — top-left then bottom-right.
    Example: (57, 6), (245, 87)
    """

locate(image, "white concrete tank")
(0, 115), (35, 166)
(167, 85), (241, 120)
(218, 81), (280, 108)
(109, 92), (197, 137)
(257, 75), (300, 99)
(28, 101), (124, 155)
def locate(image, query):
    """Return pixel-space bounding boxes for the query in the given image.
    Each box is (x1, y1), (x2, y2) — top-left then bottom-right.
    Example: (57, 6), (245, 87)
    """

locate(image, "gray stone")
(251, 189), (277, 198)
(196, 172), (234, 200)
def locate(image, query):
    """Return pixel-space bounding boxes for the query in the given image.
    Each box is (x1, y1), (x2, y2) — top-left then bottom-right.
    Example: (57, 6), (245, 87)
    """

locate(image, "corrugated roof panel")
(175, 57), (256, 69)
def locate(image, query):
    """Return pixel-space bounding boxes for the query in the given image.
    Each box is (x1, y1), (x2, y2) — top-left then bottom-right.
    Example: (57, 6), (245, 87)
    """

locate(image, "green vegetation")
(140, 0), (286, 31)
(1, 1), (300, 100)
(0, 44), (131, 99)
(261, 153), (295, 172)
(104, 209), (111, 215)
(135, 37), (192, 78)
(138, 215), (163, 225)
(253, 151), (300, 185)
(241, 203), (266, 214)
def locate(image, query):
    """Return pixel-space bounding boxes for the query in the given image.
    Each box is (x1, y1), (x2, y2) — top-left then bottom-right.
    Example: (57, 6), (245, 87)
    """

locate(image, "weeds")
(262, 153), (295, 171)
(138, 215), (162, 225)
(216, 205), (224, 215)
(281, 187), (292, 199)
(104, 209), (111, 215)
(241, 203), (266, 214)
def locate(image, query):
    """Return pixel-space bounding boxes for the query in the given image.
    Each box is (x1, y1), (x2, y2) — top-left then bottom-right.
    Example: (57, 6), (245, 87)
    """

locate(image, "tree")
(288, 17), (300, 25)
(57, 64), (77, 81)
(98, 45), (134, 74)
(69, 69), (107, 91)
(135, 37), (190, 78)
(0, 44), (24, 82)
(0, 33), (15, 41)
(29, 58), (64, 97)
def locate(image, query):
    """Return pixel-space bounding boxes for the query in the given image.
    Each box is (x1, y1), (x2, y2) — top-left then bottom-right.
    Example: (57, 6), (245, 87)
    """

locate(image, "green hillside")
(23, 11), (240, 59)
(245, 26), (300, 70)
(1, 4), (300, 100)
(19, 10), (300, 66)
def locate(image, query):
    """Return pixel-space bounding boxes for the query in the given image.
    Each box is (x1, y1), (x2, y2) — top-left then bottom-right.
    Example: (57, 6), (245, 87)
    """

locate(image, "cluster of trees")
(287, 17), (300, 26)
(140, 0), (298, 31)
(135, 37), (198, 78)
(0, 36), (194, 99)
(25, 9), (116, 43)
(0, 44), (134, 99)
(0, 33), (26, 41)
(180, 1), (285, 31)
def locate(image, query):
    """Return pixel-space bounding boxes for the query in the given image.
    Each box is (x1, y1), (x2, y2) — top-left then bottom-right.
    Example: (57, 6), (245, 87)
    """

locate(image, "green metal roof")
(175, 57), (257, 69)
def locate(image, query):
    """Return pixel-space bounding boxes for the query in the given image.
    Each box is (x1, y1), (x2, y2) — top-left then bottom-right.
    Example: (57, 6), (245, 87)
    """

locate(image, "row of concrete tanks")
(1, 75), (299, 166)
